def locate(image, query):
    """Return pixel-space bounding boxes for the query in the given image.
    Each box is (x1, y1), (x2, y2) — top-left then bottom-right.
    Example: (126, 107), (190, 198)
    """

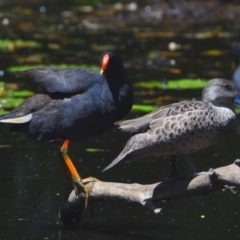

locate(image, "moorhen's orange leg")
(60, 140), (101, 209)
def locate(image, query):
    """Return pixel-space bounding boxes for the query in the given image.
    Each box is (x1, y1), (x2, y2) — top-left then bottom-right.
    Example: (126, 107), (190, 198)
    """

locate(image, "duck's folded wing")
(148, 101), (207, 136)
(116, 103), (176, 133)
(117, 101), (207, 134)
(18, 68), (99, 93)
(115, 112), (153, 133)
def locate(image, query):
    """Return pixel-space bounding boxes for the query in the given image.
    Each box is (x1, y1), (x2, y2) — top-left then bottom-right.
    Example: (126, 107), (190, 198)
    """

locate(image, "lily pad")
(74, 0), (99, 4)
(132, 104), (158, 113)
(235, 108), (240, 114)
(0, 97), (25, 109)
(135, 79), (210, 90)
(7, 64), (99, 72)
(85, 148), (106, 152)
(5, 90), (34, 98)
(0, 81), (34, 98)
(0, 109), (9, 115)
(201, 49), (228, 56)
(0, 39), (42, 52)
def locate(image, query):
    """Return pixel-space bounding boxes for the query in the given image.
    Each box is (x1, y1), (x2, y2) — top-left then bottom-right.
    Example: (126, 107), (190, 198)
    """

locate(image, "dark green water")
(0, 1), (240, 239)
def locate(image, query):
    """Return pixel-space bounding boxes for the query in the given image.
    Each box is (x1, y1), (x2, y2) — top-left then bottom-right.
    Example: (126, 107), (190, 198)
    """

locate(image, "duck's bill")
(233, 95), (240, 105)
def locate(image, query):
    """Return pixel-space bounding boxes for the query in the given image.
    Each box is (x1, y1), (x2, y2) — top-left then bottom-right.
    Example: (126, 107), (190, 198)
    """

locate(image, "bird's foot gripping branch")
(59, 159), (240, 225)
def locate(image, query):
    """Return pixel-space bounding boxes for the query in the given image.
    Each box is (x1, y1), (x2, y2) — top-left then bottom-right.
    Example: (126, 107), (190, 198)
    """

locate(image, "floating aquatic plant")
(135, 79), (210, 90)
(132, 104), (158, 113)
(0, 39), (42, 52)
(7, 64), (99, 72)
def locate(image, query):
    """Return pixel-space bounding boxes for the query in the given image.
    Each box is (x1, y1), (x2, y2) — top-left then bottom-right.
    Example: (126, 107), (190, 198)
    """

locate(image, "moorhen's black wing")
(18, 68), (100, 94)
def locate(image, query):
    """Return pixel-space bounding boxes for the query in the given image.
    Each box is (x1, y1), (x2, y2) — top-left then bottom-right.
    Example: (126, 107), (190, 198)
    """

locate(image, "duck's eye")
(223, 83), (232, 91)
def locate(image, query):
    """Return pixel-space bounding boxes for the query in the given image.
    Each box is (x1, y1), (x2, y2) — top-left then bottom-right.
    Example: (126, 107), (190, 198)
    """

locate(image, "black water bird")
(0, 51), (133, 206)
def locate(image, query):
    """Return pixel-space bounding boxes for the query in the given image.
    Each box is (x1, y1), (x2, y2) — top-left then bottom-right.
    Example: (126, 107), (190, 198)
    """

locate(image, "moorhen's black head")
(100, 51), (125, 76)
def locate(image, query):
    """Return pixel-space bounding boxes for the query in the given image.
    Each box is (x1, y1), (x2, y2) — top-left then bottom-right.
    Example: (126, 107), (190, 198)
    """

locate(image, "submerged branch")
(59, 159), (240, 224)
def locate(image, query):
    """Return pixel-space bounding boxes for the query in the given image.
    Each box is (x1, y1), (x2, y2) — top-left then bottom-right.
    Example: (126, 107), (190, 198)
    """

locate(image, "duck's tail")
(102, 132), (148, 171)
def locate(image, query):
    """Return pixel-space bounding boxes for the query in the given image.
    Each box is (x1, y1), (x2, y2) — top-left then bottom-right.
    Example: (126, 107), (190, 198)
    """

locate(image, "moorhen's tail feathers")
(0, 113), (32, 123)
(0, 94), (51, 124)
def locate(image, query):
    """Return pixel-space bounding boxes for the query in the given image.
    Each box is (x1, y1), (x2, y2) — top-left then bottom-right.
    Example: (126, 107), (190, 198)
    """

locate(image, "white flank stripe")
(0, 113), (33, 123)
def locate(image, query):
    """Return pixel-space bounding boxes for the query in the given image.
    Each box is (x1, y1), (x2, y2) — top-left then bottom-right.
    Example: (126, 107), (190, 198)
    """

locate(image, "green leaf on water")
(73, 0), (99, 4)
(235, 108), (240, 114)
(0, 39), (42, 52)
(7, 65), (44, 72)
(0, 109), (9, 115)
(135, 80), (163, 89)
(85, 148), (105, 152)
(0, 97), (25, 108)
(168, 79), (210, 89)
(135, 79), (210, 90)
(7, 64), (99, 72)
(132, 104), (158, 113)
(0, 82), (34, 98)
(5, 90), (34, 97)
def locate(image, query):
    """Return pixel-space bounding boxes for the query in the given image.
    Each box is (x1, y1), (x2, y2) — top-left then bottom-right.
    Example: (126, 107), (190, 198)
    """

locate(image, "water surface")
(0, 1), (240, 239)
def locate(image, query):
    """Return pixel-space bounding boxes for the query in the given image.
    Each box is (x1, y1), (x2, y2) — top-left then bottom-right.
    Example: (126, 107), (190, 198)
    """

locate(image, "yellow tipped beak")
(100, 69), (104, 75)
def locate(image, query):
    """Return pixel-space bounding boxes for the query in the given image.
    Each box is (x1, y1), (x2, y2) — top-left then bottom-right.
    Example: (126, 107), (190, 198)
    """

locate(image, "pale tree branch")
(59, 159), (240, 224)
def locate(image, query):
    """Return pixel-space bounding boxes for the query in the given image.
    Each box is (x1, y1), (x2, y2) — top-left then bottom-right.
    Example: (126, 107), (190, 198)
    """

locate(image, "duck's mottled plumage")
(103, 78), (240, 171)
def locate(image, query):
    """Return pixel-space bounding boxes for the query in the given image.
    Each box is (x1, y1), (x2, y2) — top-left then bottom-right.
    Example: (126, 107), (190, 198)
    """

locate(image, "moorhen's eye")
(222, 83), (232, 91)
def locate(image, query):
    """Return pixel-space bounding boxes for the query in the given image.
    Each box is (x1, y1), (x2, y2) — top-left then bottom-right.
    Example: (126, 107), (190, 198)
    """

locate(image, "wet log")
(59, 159), (240, 224)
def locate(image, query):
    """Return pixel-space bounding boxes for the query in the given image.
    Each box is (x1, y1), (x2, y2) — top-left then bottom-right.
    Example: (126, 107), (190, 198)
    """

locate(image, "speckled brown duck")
(103, 78), (240, 175)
